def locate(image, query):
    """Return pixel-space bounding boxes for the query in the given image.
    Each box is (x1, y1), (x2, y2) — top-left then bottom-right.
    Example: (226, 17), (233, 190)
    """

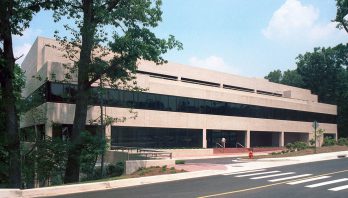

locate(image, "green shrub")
(322, 137), (337, 147)
(106, 161), (124, 177)
(175, 160), (185, 164)
(309, 139), (315, 146)
(286, 141), (308, 152)
(161, 165), (167, 172)
(285, 143), (295, 152)
(338, 138), (348, 146)
(293, 141), (308, 151)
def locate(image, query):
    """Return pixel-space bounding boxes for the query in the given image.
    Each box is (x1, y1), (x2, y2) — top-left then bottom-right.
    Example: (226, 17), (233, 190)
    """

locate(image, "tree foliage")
(0, 64), (25, 187)
(0, 0), (63, 188)
(265, 69), (304, 87)
(21, 135), (69, 188)
(265, 69), (282, 83)
(334, 0), (348, 33)
(265, 44), (348, 137)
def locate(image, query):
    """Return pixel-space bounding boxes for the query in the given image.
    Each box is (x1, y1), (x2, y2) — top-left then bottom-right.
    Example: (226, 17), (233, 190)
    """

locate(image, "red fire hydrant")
(248, 149), (254, 159)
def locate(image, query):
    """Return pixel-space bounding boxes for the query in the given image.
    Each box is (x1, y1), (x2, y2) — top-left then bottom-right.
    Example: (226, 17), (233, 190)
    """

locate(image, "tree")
(281, 70), (304, 88)
(265, 44), (348, 138)
(265, 69), (304, 88)
(0, 0), (63, 188)
(334, 0), (348, 33)
(265, 69), (282, 83)
(53, 0), (182, 183)
(296, 46), (346, 104)
(0, 64), (25, 187)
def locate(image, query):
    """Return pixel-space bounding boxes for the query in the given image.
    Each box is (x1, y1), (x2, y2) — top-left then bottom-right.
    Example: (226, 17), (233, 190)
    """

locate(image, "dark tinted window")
(111, 126), (202, 148)
(29, 82), (337, 124)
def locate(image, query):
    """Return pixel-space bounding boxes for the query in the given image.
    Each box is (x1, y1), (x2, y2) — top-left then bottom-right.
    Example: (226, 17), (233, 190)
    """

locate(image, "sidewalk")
(174, 151), (272, 160)
(1, 151), (347, 198)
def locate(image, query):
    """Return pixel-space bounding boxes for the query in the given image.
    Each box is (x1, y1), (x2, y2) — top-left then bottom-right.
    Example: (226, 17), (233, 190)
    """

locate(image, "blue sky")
(13, 0), (348, 77)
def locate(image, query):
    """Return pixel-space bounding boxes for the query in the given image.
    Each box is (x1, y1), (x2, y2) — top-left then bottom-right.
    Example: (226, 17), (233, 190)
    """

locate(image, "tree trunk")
(64, 0), (95, 183)
(0, 0), (22, 188)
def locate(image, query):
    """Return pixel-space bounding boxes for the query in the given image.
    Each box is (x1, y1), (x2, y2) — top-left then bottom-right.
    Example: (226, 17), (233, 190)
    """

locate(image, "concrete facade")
(20, 37), (337, 149)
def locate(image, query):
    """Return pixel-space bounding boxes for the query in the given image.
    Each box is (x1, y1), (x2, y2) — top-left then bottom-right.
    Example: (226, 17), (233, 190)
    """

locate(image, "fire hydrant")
(248, 149), (254, 159)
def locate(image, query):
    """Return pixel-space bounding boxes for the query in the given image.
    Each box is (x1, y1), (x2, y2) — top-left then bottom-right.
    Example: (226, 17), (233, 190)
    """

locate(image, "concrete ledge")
(159, 149), (213, 158)
(21, 182), (111, 198)
(126, 159), (175, 174)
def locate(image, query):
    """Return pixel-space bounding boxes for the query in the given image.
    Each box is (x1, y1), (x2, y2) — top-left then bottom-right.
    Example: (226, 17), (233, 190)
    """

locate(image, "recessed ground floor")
(20, 124), (336, 149)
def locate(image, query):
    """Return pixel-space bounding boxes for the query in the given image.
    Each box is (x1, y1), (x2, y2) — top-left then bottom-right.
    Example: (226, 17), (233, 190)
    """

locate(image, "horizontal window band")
(25, 81), (337, 124)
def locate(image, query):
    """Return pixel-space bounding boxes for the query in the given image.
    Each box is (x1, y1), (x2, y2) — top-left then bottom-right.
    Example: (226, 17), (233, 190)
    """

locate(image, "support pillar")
(279, 131), (284, 147)
(45, 121), (52, 137)
(202, 129), (207, 148)
(245, 130), (250, 148)
(105, 125), (112, 149)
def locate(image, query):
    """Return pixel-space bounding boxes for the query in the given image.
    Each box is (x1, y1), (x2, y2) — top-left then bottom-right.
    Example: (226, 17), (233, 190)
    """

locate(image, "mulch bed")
(244, 145), (348, 159)
(129, 166), (186, 178)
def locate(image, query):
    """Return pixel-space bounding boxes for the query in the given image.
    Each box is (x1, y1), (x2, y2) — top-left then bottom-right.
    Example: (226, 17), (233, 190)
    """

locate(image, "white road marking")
(306, 178), (348, 188)
(251, 172), (295, 180)
(222, 169), (267, 176)
(287, 176), (331, 185)
(269, 174), (312, 182)
(235, 171), (281, 178)
(328, 184), (348, 191)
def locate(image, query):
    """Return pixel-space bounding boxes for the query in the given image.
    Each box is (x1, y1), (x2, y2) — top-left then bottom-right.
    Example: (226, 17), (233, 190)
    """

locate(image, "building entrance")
(207, 130), (245, 148)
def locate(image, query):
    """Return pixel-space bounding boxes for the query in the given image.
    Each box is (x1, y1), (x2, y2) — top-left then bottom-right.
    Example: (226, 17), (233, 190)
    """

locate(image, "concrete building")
(20, 37), (337, 149)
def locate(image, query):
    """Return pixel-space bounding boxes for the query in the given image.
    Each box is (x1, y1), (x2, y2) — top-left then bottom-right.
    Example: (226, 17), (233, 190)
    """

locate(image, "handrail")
(216, 142), (223, 148)
(110, 146), (172, 159)
(236, 142), (245, 148)
(216, 142), (225, 153)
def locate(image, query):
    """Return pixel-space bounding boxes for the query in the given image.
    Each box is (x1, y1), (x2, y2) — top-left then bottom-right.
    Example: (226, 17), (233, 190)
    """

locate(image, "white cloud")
(13, 28), (42, 41)
(188, 55), (239, 74)
(14, 43), (31, 65)
(13, 28), (42, 64)
(262, 0), (346, 44)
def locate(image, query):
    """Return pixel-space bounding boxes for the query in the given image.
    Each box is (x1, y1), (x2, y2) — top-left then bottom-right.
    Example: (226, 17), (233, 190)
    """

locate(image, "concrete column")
(202, 129), (207, 148)
(279, 131), (284, 147)
(45, 121), (52, 137)
(245, 130), (250, 148)
(105, 125), (112, 148)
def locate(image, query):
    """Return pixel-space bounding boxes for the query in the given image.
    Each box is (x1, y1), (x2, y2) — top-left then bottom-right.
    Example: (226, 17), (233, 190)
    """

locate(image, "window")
(28, 82), (337, 124)
(111, 126), (202, 148)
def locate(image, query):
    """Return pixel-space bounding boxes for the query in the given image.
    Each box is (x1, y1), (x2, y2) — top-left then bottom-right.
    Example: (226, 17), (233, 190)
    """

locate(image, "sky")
(13, 0), (348, 78)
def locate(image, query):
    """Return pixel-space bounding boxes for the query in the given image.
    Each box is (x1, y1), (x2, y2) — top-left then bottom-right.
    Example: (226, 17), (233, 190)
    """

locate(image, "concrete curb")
(0, 189), (21, 198)
(1, 150), (348, 198)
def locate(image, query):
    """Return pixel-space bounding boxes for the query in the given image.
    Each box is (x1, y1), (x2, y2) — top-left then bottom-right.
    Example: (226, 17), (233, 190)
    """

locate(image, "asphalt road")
(47, 158), (348, 198)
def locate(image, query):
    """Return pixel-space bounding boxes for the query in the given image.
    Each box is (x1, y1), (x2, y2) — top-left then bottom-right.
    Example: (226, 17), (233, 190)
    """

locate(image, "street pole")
(99, 78), (105, 177)
(314, 123), (317, 154)
(312, 121), (319, 154)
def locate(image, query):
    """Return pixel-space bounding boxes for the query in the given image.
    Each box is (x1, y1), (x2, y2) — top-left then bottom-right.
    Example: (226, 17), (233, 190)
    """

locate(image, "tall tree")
(0, 64), (25, 187)
(281, 70), (304, 88)
(334, 0), (348, 33)
(265, 44), (348, 138)
(265, 69), (282, 83)
(296, 46), (346, 104)
(265, 69), (304, 88)
(0, 0), (62, 188)
(53, 0), (182, 183)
